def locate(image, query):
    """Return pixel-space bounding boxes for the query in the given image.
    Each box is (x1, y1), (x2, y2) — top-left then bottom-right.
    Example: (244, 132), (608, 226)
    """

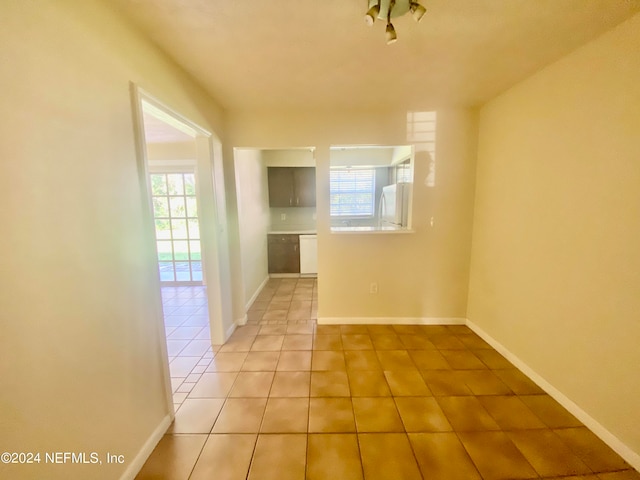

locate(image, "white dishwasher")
(299, 234), (318, 275)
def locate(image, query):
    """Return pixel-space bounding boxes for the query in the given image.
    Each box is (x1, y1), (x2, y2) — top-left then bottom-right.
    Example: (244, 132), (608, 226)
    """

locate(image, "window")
(150, 172), (202, 283)
(330, 168), (375, 217)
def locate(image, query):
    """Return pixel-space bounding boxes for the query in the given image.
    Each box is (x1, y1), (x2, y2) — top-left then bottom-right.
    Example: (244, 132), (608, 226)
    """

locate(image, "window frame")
(149, 171), (203, 284)
(329, 167), (376, 218)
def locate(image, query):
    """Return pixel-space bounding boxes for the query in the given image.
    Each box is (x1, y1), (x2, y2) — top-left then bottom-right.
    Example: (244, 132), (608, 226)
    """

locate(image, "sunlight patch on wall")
(407, 111), (437, 187)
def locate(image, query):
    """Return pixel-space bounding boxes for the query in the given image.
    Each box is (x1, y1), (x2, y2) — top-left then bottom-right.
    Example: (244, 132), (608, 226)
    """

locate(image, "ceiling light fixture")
(364, 0), (427, 43)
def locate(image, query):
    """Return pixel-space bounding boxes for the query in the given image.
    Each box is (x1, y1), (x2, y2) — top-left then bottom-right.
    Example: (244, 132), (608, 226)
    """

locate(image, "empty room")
(1, 1), (639, 479)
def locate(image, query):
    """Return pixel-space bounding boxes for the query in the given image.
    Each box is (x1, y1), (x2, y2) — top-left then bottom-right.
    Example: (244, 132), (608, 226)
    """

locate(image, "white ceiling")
(142, 110), (196, 143)
(112, 0), (640, 111)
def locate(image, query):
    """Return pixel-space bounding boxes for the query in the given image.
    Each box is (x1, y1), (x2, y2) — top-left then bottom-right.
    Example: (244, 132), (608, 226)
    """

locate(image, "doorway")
(233, 147), (318, 324)
(131, 86), (229, 414)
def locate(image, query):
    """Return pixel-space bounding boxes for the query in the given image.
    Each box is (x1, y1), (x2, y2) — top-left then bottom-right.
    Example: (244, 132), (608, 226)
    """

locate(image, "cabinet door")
(268, 235), (300, 273)
(293, 167), (316, 207)
(268, 168), (294, 207)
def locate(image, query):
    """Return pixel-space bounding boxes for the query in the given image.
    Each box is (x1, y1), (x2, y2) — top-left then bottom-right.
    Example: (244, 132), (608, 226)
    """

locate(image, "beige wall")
(0, 1), (228, 479)
(226, 108), (478, 320)
(234, 149), (270, 308)
(468, 13), (640, 462)
(263, 148), (315, 167)
(330, 146), (397, 167)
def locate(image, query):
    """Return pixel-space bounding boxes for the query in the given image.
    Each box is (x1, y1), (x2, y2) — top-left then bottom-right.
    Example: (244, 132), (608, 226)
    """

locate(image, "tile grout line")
(158, 281), (636, 480)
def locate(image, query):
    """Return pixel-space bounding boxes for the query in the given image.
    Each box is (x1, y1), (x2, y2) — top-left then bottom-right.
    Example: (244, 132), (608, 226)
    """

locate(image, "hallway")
(137, 279), (638, 479)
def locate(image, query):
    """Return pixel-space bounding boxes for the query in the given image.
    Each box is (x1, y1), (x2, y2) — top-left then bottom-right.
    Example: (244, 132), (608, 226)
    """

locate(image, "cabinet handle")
(294, 245), (297, 252)
(296, 197), (299, 205)
(289, 197), (292, 206)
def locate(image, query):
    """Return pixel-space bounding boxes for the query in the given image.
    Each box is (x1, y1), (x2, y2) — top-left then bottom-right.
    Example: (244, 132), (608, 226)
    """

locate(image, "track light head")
(410, 2), (427, 22)
(364, 4), (380, 26)
(385, 22), (397, 44)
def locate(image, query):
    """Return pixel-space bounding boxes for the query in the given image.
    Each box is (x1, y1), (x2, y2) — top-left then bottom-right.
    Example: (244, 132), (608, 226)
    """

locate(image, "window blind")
(330, 168), (375, 217)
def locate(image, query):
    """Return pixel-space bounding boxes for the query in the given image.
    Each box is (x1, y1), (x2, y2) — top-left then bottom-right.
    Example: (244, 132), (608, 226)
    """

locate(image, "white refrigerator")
(379, 182), (410, 228)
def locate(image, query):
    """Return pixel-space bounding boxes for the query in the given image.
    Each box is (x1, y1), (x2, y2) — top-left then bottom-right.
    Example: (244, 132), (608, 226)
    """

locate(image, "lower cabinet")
(267, 234), (300, 274)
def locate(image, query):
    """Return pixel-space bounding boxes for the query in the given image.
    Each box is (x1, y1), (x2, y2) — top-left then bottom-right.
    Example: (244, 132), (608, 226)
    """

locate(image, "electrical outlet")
(281, 213), (287, 221)
(370, 282), (378, 294)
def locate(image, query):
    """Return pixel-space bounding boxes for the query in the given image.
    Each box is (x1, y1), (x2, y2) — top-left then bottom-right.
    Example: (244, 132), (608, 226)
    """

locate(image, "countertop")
(268, 227), (317, 235)
(330, 225), (414, 234)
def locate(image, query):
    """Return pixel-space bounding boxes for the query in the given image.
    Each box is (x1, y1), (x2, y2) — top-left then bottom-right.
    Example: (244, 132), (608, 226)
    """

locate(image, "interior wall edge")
(466, 319), (640, 472)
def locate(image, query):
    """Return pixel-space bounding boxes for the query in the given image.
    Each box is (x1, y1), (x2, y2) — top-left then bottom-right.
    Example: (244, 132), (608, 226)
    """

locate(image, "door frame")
(130, 84), (228, 415)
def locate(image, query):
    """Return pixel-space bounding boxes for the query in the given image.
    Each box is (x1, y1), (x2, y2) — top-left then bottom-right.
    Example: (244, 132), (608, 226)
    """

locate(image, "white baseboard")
(268, 273), (317, 279)
(269, 273), (302, 279)
(236, 314), (248, 327)
(317, 316), (466, 325)
(238, 276), (268, 329)
(244, 276), (270, 311)
(225, 321), (237, 340)
(466, 319), (640, 472)
(120, 414), (172, 480)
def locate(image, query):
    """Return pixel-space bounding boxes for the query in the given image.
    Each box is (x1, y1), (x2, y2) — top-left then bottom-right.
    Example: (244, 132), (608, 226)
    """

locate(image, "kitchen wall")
(234, 148), (271, 309)
(468, 12), (640, 464)
(330, 147), (399, 167)
(263, 148), (315, 167)
(0, 1), (229, 479)
(226, 108), (478, 321)
(270, 207), (317, 231)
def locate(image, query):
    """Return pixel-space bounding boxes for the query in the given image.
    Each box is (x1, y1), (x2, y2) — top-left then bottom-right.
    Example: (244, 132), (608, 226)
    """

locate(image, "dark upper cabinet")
(267, 167), (295, 207)
(293, 168), (316, 207)
(268, 167), (316, 207)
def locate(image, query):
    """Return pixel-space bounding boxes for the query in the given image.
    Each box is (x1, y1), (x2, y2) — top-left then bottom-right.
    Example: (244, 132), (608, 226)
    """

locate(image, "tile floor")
(137, 278), (639, 480)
